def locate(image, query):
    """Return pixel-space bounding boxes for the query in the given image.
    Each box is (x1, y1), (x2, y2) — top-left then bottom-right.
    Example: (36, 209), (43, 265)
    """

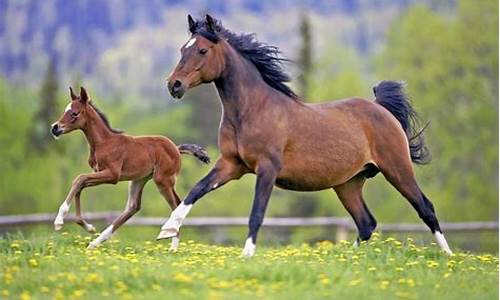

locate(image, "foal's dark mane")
(191, 17), (299, 99)
(88, 102), (123, 134)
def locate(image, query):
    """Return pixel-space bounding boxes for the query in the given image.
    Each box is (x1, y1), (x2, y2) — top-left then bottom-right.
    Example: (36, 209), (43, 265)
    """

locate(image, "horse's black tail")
(373, 80), (430, 165)
(178, 144), (211, 164)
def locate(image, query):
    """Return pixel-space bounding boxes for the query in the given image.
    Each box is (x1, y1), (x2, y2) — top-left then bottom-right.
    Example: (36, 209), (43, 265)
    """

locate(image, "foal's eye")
(199, 48), (208, 55)
(71, 111), (79, 117)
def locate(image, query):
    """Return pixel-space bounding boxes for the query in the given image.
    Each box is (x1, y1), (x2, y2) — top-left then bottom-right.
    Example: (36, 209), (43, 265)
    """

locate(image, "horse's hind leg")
(154, 174), (181, 250)
(379, 161), (452, 254)
(333, 175), (377, 245)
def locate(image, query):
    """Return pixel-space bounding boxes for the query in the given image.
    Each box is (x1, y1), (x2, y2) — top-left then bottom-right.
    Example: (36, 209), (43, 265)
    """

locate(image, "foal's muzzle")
(51, 123), (63, 138)
(168, 79), (185, 99)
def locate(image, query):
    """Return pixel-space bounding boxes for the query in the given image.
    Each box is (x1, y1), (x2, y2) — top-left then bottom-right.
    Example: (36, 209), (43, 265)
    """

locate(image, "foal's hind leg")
(88, 178), (148, 249)
(154, 175), (182, 251)
(333, 175), (377, 245)
(379, 162), (452, 255)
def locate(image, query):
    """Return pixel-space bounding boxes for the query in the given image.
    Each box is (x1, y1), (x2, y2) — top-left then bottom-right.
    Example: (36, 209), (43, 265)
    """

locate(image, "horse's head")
(167, 14), (226, 99)
(51, 87), (91, 138)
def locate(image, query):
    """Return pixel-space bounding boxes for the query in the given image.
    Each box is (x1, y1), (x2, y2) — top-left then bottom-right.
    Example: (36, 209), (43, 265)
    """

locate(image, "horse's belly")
(275, 177), (332, 191)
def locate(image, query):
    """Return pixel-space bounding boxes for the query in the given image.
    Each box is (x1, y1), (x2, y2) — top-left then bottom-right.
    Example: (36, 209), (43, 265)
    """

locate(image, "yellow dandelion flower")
(368, 266), (377, 272)
(73, 290), (85, 298)
(28, 258), (38, 268)
(2, 289), (10, 297)
(173, 273), (193, 283)
(348, 278), (362, 286)
(395, 267), (404, 272)
(20, 291), (31, 300)
(379, 280), (390, 290)
(40, 286), (50, 293)
(374, 248), (382, 253)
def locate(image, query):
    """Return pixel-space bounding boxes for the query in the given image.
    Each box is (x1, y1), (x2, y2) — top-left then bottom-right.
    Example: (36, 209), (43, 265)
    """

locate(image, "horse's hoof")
(87, 242), (98, 250)
(54, 222), (64, 231)
(156, 229), (178, 240)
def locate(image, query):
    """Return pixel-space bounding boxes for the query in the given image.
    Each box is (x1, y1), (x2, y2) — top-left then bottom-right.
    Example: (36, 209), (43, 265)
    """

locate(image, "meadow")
(0, 231), (497, 300)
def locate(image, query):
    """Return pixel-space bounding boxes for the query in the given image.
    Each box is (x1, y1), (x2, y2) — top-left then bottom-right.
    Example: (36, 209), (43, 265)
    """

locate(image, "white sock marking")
(88, 225), (114, 249)
(170, 236), (180, 251)
(185, 38), (196, 48)
(434, 231), (452, 255)
(54, 202), (70, 228)
(242, 237), (256, 257)
(161, 203), (192, 231)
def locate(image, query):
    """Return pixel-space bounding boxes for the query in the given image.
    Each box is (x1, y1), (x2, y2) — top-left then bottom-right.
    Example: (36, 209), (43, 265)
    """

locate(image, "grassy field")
(0, 231), (498, 300)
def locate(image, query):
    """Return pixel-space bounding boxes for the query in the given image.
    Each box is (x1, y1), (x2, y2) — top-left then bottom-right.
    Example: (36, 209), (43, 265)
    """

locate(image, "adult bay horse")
(51, 87), (210, 249)
(158, 14), (452, 256)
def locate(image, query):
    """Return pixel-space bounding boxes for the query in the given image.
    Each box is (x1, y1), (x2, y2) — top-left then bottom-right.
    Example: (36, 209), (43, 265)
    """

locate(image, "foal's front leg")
(54, 169), (119, 231)
(74, 191), (96, 233)
(242, 159), (280, 257)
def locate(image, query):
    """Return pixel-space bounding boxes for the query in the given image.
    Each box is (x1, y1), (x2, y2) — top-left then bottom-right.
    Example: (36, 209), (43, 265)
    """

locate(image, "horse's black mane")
(190, 16), (298, 99)
(89, 102), (123, 134)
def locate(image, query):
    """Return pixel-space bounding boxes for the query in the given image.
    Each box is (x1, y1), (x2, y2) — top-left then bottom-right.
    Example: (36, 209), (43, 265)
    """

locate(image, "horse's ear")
(205, 14), (216, 33)
(80, 87), (89, 103)
(69, 87), (77, 100)
(188, 14), (196, 33)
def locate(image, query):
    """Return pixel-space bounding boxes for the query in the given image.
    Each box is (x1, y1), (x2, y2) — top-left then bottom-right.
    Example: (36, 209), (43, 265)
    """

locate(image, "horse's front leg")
(157, 158), (244, 240)
(54, 169), (120, 231)
(242, 158), (281, 257)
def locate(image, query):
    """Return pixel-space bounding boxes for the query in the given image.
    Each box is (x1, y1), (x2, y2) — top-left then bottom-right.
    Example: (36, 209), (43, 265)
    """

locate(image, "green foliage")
(0, 232), (497, 299)
(374, 0), (498, 221)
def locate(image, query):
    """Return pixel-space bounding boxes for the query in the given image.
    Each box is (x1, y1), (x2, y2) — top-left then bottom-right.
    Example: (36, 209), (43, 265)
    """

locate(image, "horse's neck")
(214, 47), (273, 124)
(82, 109), (114, 148)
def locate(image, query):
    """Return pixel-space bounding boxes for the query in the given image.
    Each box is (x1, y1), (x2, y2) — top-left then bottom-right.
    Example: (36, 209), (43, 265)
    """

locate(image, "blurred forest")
(0, 0), (497, 248)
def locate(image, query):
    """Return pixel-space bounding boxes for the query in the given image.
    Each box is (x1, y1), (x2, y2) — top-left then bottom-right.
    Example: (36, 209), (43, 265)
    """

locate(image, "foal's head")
(167, 15), (226, 98)
(51, 87), (92, 138)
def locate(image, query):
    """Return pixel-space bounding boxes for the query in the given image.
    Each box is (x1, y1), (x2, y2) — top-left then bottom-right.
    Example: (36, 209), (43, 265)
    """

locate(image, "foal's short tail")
(178, 144), (211, 164)
(373, 80), (430, 164)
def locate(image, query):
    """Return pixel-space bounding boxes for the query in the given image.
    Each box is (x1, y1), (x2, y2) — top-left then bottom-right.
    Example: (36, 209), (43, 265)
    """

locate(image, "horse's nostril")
(173, 80), (182, 89)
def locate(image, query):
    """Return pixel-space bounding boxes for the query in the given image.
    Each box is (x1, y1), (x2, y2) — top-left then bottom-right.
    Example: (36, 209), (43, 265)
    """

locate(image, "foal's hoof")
(87, 242), (98, 250)
(156, 229), (178, 240)
(85, 224), (97, 234)
(54, 222), (64, 231)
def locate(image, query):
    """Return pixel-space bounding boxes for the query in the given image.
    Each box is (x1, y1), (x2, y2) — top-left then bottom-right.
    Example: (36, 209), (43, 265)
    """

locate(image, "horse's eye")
(199, 48), (208, 55)
(71, 111), (79, 117)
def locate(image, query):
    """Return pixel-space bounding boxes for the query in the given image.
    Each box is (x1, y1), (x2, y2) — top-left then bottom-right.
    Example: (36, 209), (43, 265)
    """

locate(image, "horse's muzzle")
(51, 123), (63, 138)
(168, 79), (185, 99)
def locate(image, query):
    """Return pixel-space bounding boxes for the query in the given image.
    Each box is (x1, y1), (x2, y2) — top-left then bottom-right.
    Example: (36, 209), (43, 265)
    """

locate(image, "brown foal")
(51, 87), (209, 249)
(158, 15), (452, 256)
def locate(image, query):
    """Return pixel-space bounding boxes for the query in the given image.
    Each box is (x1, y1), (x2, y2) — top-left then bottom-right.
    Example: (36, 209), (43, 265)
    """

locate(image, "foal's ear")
(187, 14), (196, 33)
(79, 87), (89, 103)
(69, 87), (78, 101)
(205, 14), (216, 33)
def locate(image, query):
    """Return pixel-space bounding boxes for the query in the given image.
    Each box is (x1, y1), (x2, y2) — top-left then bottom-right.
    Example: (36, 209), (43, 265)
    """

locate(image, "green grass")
(0, 231), (498, 300)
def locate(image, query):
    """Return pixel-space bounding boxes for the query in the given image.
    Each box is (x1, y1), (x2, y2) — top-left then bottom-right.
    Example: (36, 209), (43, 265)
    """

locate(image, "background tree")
(29, 59), (59, 152)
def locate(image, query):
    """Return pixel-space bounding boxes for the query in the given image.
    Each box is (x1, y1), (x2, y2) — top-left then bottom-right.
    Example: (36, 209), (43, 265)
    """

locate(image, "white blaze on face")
(185, 37), (196, 49)
(64, 102), (72, 112)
